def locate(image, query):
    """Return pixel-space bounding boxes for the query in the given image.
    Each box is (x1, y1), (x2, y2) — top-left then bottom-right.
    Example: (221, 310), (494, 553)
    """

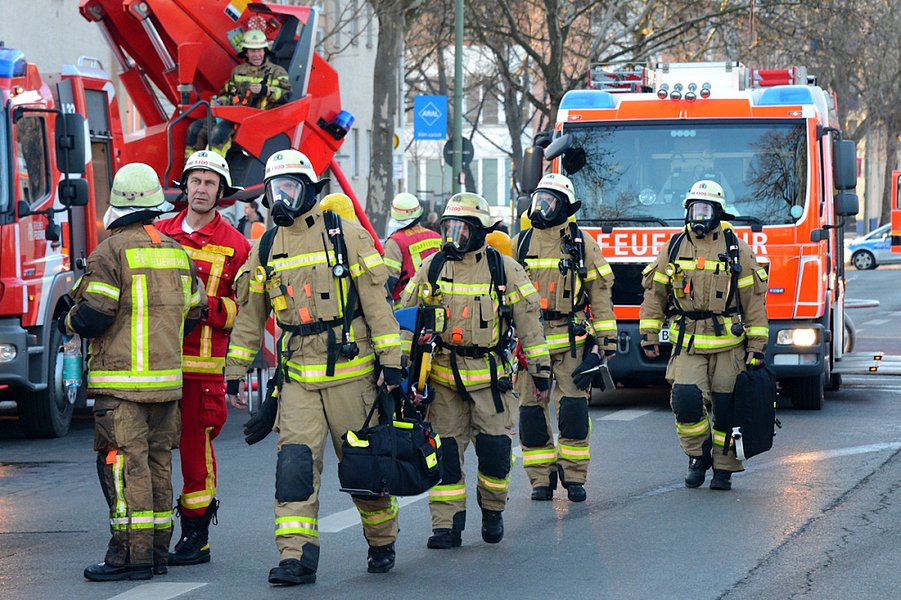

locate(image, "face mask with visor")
(440, 218), (473, 259)
(686, 201), (719, 237)
(266, 176), (316, 226)
(529, 189), (564, 229)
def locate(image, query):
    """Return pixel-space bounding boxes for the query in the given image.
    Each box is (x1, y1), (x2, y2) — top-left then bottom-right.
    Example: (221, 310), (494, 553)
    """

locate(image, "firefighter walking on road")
(400, 193), (551, 549)
(224, 150), (403, 586)
(383, 192), (441, 307)
(156, 151), (251, 566)
(61, 163), (206, 581)
(513, 174), (617, 502)
(640, 180), (769, 490)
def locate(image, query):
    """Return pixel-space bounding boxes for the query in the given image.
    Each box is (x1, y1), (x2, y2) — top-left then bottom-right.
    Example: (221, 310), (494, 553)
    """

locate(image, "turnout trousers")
(519, 348), (591, 488)
(666, 346), (745, 472)
(426, 381), (513, 531)
(92, 395), (180, 567)
(273, 376), (398, 571)
(176, 379), (228, 517)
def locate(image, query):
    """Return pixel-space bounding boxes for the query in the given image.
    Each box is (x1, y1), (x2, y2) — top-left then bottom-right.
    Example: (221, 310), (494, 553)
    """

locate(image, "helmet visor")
(530, 190), (560, 221)
(440, 218), (471, 251)
(266, 177), (308, 211)
(687, 201), (715, 221)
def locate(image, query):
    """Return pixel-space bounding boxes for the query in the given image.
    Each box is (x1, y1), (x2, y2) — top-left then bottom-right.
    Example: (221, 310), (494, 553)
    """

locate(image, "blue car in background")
(847, 223), (900, 270)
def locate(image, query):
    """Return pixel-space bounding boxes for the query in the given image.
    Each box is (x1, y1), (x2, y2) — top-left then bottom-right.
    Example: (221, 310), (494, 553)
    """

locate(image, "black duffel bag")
(338, 387), (442, 497)
(730, 365), (780, 461)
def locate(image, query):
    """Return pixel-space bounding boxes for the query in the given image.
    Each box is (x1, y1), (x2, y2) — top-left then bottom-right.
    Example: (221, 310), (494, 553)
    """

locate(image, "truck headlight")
(0, 344), (18, 362)
(776, 328), (817, 346)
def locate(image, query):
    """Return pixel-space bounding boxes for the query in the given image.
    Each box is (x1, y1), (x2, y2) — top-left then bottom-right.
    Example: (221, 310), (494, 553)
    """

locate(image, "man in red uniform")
(157, 151), (251, 565)
(382, 193), (441, 307)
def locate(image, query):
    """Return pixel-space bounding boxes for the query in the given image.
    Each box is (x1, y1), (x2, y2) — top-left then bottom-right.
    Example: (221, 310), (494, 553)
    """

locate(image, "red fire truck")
(520, 62), (860, 410)
(1, 1), (373, 436)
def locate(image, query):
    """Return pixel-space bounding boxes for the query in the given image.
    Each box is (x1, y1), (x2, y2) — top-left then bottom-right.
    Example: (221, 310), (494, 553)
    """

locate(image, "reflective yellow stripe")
(125, 247), (191, 270)
(131, 510), (155, 529)
(640, 319), (663, 329)
(524, 258), (560, 269)
(228, 345), (257, 360)
(362, 252), (383, 270)
(674, 259), (729, 272)
(668, 321), (745, 350)
(275, 516), (319, 537)
(250, 280), (266, 294)
(358, 497), (398, 525)
(89, 370), (183, 388)
(653, 272), (670, 285)
(85, 281), (120, 301)
(285, 353), (375, 383)
(712, 428), (731, 448)
(676, 418), (710, 436)
(737, 275), (754, 289)
(182, 355), (226, 374)
(522, 448), (557, 466)
(746, 326), (768, 338)
(430, 361), (492, 387)
(557, 443), (590, 460)
(428, 484), (467, 502)
(131, 274), (149, 372)
(597, 263), (613, 277)
(221, 297), (238, 330)
(477, 471), (510, 490)
(372, 333), (402, 350)
(383, 257), (402, 270)
(346, 430), (370, 447)
(546, 332), (575, 351)
(153, 511), (174, 529)
(182, 488), (215, 510)
(593, 319), (616, 333)
(270, 249), (335, 271)
(523, 343), (549, 359)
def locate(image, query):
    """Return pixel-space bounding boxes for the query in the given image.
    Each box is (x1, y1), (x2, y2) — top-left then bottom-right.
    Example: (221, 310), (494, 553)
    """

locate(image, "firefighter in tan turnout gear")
(60, 163), (206, 581)
(224, 150), (403, 586)
(400, 193), (551, 549)
(185, 28), (292, 158)
(513, 174), (617, 502)
(640, 180), (769, 491)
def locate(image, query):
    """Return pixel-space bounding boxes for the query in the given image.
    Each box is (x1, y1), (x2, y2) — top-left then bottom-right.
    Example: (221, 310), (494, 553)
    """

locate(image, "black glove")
(572, 352), (603, 391)
(532, 375), (550, 392)
(243, 394), (278, 445)
(57, 314), (70, 335)
(382, 366), (402, 387)
(747, 351), (766, 369)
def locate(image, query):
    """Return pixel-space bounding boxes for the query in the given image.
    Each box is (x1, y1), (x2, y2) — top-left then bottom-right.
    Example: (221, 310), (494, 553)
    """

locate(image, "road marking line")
(596, 409), (656, 421)
(862, 318), (890, 326)
(105, 583), (206, 600)
(634, 442), (901, 499)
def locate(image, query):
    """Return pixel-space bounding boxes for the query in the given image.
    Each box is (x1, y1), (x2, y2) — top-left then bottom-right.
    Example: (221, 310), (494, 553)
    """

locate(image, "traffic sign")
(413, 95), (447, 140)
(443, 138), (474, 167)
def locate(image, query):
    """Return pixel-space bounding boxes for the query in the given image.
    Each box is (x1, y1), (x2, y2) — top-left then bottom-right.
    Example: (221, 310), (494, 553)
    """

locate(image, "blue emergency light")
(332, 110), (355, 134)
(0, 47), (26, 78)
(757, 85), (814, 106)
(559, 90), (617, 110)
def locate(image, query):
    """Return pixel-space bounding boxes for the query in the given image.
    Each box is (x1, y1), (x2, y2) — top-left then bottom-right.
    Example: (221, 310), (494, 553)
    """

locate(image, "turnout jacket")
(400, 244), (551, 391)
(513, 225), (617, 354)
(639, 224), (769, 355)
(65, 223), (206, 402)
(157, 210), (251, 381)
(225, 206), (402, 389)
(383, 224), (441, 303)
(220, 60), (291, 109)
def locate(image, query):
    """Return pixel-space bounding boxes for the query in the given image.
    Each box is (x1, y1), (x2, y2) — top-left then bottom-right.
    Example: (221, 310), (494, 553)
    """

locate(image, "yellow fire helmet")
(535, 173), (577, 206)
(441, 192), (499, 229)
(390, 192), (423, 222)
(242, 28), (269, 50)
(179, 150), (243, 196)
(486, 230), (513, 257)
(320, 193), (357, 222)
(683, 179), (727, 210)
(520, 210), (532, 231)
(110, 162), (171, 210)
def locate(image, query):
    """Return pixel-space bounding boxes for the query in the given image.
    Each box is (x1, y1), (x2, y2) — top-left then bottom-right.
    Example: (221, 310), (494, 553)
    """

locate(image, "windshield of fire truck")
(562, 120), (807, 226)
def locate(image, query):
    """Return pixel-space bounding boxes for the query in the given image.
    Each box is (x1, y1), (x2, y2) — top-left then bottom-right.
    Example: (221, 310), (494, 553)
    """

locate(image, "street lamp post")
(452, 0), (463, 194)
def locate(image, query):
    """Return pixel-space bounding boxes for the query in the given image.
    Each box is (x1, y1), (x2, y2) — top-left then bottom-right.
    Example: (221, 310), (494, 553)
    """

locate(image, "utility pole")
(452, 0), (463, 194)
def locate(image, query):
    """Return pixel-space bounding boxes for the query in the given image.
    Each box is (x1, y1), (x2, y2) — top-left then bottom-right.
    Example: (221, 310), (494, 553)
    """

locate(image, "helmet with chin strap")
(439, 192), (499, 259)
(684, 180), (727, 237)
(529, 173), (580, 229)
(263, 150), (330, 226)
(178, 151), (243, 199)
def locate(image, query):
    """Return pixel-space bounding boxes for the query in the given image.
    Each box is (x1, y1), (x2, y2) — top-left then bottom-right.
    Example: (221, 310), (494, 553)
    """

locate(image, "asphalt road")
(1, 266), (900, 600)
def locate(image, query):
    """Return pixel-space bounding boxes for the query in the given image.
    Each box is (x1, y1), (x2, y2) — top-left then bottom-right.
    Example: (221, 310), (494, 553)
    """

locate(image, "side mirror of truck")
(544, 133), (573, 161)
(833, 139), (857, 191)
(520, 146), (543, 195)
(59, 177), (89, 207)
(834, 191), (859, 217)
(810, 228), (828, 242)
(55, 113), (86, 176)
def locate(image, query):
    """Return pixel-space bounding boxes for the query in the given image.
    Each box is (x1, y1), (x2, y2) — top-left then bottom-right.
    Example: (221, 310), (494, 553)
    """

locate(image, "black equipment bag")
(730, 366), (778, 461)
(338, 387), (443, 497)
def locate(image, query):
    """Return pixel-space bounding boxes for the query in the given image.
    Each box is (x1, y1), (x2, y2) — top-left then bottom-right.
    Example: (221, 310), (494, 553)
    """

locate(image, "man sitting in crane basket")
(184, 27), (292, 159)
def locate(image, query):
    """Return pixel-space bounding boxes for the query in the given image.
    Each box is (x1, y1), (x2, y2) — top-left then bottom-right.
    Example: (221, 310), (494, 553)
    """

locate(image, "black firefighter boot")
(531, 468), (558, 501)
(168, 499), (219, 566)
(427, 511), (465, 549)
(481, 510), (504, 544)
(367, 542), (396, 573)
(710, 469), (733, 491)
(684, 439), (713, 489)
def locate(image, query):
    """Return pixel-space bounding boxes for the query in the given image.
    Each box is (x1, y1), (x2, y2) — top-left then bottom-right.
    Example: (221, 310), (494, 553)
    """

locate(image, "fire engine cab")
(2, 1), (373, 437)
(521, 62), (861, 410)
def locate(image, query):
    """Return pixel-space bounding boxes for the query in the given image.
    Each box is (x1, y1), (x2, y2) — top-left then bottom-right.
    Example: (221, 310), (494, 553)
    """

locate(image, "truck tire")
(17, 326), (74, 438)
(786, 373), (824, 411)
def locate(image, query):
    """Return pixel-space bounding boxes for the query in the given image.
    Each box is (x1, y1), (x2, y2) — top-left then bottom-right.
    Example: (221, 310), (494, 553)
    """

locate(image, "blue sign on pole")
(413, 95), (447, 140)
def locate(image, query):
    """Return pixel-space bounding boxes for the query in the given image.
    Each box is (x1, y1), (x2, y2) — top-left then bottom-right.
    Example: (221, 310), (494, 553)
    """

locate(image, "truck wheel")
(17, 327), (74, 438)
(787, 373), (824, 410)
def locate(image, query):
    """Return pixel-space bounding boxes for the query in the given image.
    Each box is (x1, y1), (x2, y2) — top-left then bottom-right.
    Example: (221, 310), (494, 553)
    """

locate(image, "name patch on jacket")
(205, 244), (236, 257)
